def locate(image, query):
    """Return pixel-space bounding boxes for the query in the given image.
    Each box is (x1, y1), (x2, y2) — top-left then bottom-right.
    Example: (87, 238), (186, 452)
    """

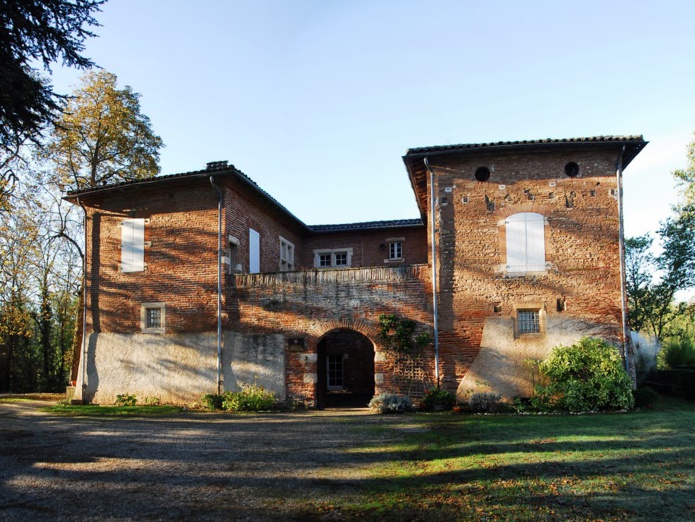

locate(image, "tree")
(45, 70), (164, 191)
(673, 132), (695, 207)
(0, 0), (104, 152)
(625, 235), (678, 341)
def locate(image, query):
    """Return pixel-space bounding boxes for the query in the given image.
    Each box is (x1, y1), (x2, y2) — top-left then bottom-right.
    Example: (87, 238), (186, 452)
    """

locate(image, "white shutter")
(505, 216), (526, 273)
(506, 213), (545, 273)
(121, 218), (145, 273)
(525, 213), (546, 271)
(249, 229), (260, 273)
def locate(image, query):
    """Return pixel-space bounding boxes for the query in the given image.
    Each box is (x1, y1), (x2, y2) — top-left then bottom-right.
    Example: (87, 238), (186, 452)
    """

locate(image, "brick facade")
(68, 137), (646, 405)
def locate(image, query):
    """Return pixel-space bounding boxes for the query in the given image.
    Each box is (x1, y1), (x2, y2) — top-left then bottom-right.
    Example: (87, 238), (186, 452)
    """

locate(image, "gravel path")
(0, 401), (415, 521)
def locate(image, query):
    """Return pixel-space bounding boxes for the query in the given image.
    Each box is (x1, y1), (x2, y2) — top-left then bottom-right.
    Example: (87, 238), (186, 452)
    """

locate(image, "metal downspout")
(77, 196), (88, 403)
(616, 146), (631, 376)
(210, 176), (223, 394)
(424, 157), (440, 387)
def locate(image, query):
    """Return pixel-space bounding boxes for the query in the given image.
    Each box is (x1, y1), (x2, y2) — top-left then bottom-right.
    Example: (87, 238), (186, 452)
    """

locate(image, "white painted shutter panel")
(525, 213), (546, 271)
(121, 218), (145, 272)
(249, 228), (260, 274)
(505, 216), (526, 273)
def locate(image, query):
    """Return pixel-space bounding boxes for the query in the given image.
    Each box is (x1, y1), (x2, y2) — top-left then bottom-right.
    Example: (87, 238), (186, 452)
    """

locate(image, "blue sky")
(49, 0), (695, 237)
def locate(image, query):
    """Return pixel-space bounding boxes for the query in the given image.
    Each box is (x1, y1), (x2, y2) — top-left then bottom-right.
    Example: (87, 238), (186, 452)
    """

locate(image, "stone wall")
(75, 331), (285, 404)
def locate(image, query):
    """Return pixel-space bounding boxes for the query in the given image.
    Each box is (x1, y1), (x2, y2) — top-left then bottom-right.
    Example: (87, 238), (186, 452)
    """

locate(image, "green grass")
(300, 396), (695, 521)
(43, 404), (184, 417)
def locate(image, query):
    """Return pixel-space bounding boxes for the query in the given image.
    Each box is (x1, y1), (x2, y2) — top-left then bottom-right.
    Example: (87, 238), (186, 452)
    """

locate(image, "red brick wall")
(84, 181), (220, 333)
(427, 148), (624, 391)
(302, 226), (427, 269)
(230, 266), (434, 402)
(222, 177), (306, 274)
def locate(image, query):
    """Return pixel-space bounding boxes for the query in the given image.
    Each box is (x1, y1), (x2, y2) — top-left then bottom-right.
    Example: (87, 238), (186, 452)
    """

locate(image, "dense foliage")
(221, 384), (276, 412)
(657, 337), (695, 369)
(0, 0), (104, 152)
(45, 70), (163, 191)
(421, 388), (456, 411)
(377, 313), (430, 353)
(531, 338), (634, 412)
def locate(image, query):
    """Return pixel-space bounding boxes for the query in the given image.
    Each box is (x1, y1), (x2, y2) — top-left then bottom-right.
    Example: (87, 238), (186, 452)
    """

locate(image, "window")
(327, 354), (344, 390)
(334, 252), (348, 266)
(141, 303), (165, 333)
(389, 242), (402, 260)
(249, 228), (260, 274)
(121, 218), (146, 273)
(279, 237), (294, 271)
(505, 212), (546, 274)
(313, 248), (353, 268)
(318, 253), (331, 267)
(517, 310), (540, 334)
(146, 308), (162, 329)
(514, 307), (544, 338)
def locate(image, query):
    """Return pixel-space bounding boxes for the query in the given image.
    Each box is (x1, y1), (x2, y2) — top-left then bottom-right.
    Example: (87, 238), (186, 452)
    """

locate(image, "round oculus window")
(475, 166), (491, 182)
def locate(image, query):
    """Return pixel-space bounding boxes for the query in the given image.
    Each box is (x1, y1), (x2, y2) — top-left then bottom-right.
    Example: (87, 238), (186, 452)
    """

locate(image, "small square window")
(517, 310), (540, 334)
(141, 302), (165, 333)
(146, 308), (161, 329)
(334, 252), (348, 266)
(319, 253), (331, 267)
(389, 242), (403, 260)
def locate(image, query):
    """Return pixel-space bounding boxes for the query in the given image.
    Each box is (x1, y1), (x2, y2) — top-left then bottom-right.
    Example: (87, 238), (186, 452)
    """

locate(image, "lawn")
(300, 397), (695, 521)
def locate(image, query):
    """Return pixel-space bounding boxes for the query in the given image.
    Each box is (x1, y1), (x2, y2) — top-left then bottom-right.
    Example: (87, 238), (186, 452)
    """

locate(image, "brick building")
(66, 136), (646, 406)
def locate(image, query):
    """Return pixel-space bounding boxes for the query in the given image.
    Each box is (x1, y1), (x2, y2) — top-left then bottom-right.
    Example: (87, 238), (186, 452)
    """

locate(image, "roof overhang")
(402, 136), (648, 218)
(64, 164), (311, 233)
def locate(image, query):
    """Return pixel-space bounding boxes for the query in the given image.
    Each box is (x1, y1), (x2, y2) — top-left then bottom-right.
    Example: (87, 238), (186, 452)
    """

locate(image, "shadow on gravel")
(1, 403), (695, 521)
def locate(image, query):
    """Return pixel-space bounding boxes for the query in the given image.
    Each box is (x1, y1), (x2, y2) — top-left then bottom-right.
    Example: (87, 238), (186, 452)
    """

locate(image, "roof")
(402, 135), (648, 217)
(64, 161), (311, 232)
(309, 219), (423, 233)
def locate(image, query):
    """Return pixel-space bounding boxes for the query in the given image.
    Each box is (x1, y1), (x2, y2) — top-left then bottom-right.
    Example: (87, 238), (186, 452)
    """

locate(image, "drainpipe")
(77, 196), (88, 403)
(423, 157), (441, 388)
(616, 146), (632, 378)
(210, 176), (223, 395)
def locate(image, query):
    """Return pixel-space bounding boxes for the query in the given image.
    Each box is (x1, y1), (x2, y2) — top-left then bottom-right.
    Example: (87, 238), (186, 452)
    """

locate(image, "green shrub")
(201, 393), (224, 410)
(115, 394), (137, 407)
(143, 396), (161, 406)
(658, 337), (695, 369)
(222, 384), (276, 412)
(532, 337), (634, 412)
(469, 392), (503, 413)
(421, 388), (456, 411)
(368, 393), (413, 413)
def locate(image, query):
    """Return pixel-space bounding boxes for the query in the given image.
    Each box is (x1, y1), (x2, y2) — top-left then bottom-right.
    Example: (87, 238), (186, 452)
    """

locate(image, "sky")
(48, 0), (695, 239)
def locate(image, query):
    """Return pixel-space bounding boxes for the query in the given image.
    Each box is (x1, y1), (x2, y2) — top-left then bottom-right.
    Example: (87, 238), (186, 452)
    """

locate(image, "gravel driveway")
(0, 400), (411, 521)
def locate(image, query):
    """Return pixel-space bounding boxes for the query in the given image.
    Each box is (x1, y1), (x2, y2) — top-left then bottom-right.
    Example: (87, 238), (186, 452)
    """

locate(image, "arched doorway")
(317, 329), (375, 408)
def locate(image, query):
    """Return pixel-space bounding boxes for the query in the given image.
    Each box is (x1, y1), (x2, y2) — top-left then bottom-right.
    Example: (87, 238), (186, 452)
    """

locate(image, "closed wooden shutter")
(506, 213), (545, 273)
(121, 218), (145, 273)
(525, 214), (546, 271)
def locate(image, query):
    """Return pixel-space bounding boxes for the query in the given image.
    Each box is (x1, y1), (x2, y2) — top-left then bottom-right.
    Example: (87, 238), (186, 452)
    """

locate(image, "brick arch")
(310, 318), (381, 347)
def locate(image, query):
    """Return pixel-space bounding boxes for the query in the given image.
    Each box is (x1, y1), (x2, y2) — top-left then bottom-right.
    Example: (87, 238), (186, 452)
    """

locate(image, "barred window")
(141, 303), (165, 333)
(146, 308), (162, 329)
(517, 310), (540, 334)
